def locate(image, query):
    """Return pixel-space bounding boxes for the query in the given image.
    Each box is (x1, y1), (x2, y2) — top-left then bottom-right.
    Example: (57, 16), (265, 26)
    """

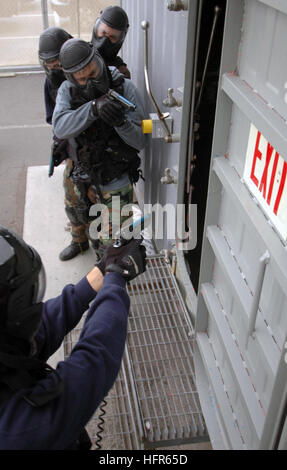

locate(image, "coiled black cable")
(95, 399), (107, 449)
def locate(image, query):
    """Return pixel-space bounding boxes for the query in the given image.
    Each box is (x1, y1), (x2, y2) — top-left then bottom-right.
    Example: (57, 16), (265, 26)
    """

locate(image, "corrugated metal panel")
(238, 0), (287, 122)
(196, 0), (287, 449)
(121, 0), (188, 251)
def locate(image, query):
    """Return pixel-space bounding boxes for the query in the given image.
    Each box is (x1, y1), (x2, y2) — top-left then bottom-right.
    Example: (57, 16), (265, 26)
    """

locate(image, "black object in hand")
(92, 95), (126, 127)
(52, 138), (69, 166)
(96, 238), (146, 281)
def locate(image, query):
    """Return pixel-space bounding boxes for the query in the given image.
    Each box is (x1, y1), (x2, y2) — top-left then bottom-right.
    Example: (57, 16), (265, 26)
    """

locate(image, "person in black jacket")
(39, 27), (72, 125)
(0, 225), (146, 450)
(38, 27), (91, 262)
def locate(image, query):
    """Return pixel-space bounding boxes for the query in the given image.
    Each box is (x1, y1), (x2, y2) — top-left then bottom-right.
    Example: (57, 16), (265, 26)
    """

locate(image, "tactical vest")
(70, 72), (143, 188)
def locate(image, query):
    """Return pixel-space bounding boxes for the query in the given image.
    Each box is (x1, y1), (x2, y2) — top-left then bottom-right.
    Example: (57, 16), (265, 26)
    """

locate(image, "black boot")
(59, 241), (89, 261)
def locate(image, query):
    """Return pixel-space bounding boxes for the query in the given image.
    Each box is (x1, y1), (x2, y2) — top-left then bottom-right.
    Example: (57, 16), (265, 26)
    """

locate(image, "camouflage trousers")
(86, 183), (134, 247)
(64, 159), (134, 247)
(63, 159), (88, 244)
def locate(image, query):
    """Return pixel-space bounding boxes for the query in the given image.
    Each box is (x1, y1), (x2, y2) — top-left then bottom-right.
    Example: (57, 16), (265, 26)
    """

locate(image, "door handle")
(246, 250), (270, 347)
(141, 20), (172, 140)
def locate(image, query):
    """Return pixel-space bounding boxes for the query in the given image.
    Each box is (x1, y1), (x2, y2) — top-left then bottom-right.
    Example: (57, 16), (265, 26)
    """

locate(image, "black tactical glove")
(70, 90), (88, 109)
(92, 95), (126, 127)
(96, 238), (146, 281)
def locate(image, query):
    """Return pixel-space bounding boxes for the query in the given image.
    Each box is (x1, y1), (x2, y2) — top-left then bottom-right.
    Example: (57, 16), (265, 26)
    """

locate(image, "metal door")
(195, 0), (287, 449)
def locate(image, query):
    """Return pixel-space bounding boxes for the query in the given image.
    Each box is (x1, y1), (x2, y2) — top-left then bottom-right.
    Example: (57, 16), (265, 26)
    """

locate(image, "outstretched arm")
(36, 267), (104, 360)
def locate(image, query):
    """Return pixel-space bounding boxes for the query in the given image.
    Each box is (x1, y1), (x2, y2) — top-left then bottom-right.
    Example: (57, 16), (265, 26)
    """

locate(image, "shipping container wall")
(121, 0), (189, 252)
(196, 0), (287, 449)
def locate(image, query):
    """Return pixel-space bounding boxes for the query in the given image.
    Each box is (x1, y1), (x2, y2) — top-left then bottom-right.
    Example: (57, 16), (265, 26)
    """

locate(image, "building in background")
(0, 0), (111, 67)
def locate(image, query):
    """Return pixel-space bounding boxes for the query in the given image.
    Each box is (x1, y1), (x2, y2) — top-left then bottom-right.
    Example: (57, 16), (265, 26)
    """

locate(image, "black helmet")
(60, 38), (95, 74)
(92, 6), (129, 62)
(98, 5), (129, 32)
(39, 27), (72, 87)
(0, 226), (46, 342)
(39, 26), (72, 62)
(60, 38), (110, 98)
(0, 227), (64, 408)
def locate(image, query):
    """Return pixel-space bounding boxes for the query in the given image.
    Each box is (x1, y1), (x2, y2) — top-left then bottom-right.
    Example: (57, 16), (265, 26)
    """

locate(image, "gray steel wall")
(121, 0), (189, 251)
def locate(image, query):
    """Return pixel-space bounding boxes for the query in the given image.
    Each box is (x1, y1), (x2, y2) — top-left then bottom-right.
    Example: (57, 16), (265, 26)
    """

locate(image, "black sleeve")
(109, 56), (127, 68)
(44, 78), (56, 125)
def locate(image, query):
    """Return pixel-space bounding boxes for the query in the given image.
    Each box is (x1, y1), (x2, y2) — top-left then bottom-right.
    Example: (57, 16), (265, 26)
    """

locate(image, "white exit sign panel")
(243, 124), (287, 241)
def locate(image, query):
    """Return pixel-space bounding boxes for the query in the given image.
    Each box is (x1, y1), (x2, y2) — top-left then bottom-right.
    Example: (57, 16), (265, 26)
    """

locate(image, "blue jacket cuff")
(104, 272), (127, 289)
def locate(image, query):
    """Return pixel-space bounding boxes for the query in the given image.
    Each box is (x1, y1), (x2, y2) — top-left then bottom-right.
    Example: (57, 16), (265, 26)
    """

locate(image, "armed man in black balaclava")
(92, 5), (131, 78)
(52, 38), (146, 257)
(39, 11), (133, 264)
(0, 225), (146, 449)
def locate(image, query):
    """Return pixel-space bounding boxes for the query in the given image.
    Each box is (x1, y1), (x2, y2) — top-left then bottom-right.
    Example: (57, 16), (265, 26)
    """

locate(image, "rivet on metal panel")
(163, 88), (183, 107)
(160, 168), (178, 184)
(161, 245), (176, 264)
(167, 0), (189, 11)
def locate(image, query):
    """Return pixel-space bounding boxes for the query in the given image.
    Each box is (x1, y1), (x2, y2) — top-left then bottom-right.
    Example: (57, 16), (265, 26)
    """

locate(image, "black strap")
(0, 351), (64, 407)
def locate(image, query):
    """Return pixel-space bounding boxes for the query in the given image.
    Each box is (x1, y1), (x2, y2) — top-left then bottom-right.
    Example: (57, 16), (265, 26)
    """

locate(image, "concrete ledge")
(23, 165), (95, 367)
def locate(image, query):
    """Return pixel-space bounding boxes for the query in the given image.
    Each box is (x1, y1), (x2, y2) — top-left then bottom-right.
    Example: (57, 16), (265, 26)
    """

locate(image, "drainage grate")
(64, 255), (208, 449)
(126, 256), (208, 448)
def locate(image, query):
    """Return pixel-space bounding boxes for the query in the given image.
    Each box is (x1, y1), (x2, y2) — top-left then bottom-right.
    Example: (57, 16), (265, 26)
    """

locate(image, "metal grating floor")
(64, 255), (208, 449)
(88, 353), (141, 450)
(126, 256), (207, 448)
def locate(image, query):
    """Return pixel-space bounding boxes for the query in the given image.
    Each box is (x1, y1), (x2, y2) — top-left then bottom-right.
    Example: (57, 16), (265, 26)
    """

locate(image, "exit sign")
(243, 124), (287, 241)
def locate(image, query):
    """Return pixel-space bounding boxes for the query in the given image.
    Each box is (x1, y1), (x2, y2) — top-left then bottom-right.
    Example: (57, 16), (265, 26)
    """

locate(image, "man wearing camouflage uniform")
(52, 38), (146, 250)
(39, 6), (134, 260)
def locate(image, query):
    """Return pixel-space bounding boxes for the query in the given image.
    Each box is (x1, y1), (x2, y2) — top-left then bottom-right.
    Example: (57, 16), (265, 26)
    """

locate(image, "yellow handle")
(142, 119), (153, 134)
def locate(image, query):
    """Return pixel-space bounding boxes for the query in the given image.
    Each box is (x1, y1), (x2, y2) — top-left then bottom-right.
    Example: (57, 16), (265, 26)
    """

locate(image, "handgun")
(107, 89), (137, 111)
(113, 214), (151, 248)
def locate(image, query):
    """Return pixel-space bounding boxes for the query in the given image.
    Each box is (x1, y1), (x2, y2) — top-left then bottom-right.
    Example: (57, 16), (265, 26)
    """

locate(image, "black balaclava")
(92, 6), (129, 62)
(38, 26), (72, 88)
(60, 38), (111, 100)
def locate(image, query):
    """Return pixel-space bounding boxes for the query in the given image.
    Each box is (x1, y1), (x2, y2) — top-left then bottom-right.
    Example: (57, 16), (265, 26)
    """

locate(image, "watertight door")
(195, 0), (287, 449)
